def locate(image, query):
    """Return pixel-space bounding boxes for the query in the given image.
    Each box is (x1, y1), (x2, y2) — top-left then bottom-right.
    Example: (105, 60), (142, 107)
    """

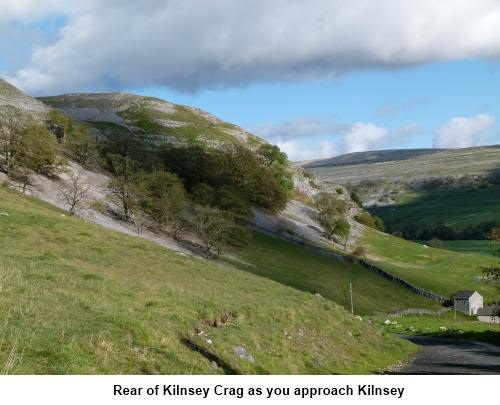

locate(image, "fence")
(252, 224), (451, 306)
(358, 259), (450, 305)
(388, 308), (452, 316)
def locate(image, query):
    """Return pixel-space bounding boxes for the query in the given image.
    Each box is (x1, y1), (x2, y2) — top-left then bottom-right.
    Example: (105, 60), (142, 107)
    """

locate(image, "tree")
(257, 144), (288, 167)
(350, 191), (363, 207)
(136, 170), (186, 230)
(315, 192), (349, 240)
(9, 166), (35, 195)
(0, 106), (25, 173)
(171, 203), (194, 240)
(482, 265), (500, 281)
(482, 264), (500, 317)
(16, 124), (61, 175)
(64, 125), (98, 167)
(333, 219), (351, 250)
(108, 176), (138, 221)
(60, 172), (90, 216)
(315, 192), (348, 216)
(191, 183), (216, 206)
(192, 206), (234, 258)
(488, 228), (500, 252)
(131, 213), (149, 236)
(46, 109), (73, 143)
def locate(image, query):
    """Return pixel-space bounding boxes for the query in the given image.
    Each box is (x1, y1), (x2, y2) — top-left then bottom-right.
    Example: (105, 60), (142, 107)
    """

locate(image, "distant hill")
(305, 145), (500, 185)
(303, 148), (446, 168)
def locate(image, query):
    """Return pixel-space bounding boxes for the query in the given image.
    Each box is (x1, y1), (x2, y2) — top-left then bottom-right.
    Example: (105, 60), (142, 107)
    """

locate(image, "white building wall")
(454, 292), (484, 315)
(469, 293), (483, 315)
(478, 315), (499, 324)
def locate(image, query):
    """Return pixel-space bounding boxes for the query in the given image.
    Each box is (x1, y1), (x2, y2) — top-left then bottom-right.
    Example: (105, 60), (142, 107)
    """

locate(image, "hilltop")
(0, 78), (49, 119)
(39, 93), (263, 148)
(303, 148), (445, 169)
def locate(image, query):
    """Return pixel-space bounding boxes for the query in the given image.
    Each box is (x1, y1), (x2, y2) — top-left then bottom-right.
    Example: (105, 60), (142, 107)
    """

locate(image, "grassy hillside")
(440, 240), (498, 256)
(0, 185), (415, 374)
(360, 228), (499, 301)
(229, 233), (439, 315)
(371, 185), (500, 230)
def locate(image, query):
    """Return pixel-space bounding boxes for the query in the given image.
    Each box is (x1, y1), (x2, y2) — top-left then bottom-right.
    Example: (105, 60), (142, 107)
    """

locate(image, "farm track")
(395, 335), (500, 375)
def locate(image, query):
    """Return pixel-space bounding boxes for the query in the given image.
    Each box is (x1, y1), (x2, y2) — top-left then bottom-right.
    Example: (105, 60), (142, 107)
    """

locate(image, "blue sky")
(1, 1), (500, 160)
(128, 59), (500, 158)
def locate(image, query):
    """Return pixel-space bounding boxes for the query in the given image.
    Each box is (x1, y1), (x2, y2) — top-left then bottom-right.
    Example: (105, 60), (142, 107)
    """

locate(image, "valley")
(1, 77), (499, 375)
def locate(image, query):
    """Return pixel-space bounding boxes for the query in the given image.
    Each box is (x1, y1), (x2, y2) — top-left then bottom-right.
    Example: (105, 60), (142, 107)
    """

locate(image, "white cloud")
(277, 140), (337, 162)
(256, 116), (423, 160)
(252, 116), (346, 142)
(434, 114), (496, 148)
(0, 0), (67, 21)
(4, 0), (500, 93)
(342, 123), (389, 153)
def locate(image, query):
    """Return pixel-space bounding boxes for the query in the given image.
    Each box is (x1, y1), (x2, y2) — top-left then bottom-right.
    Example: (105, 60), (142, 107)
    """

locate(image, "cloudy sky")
(1, 0), (500, 160)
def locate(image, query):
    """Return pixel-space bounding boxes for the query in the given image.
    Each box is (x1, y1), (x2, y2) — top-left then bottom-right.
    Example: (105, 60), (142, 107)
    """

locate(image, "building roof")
(477, 306), (499, 316)
(454, 290), (479, 299)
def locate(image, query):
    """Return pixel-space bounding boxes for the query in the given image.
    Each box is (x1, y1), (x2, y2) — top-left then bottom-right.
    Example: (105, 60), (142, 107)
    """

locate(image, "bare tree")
(192, 206), (233, 258)
(107, 176), (137, 221)
(132, 213), (148, 236)
(9, 166), (35, 195)
(60, 172), (90, 216)
(171, 203), (193, 240)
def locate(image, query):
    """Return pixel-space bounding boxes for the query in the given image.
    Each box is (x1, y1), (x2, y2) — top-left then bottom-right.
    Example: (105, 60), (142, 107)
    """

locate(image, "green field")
(230, 233), (439, 315)
(376, 312), (500, 346)
(360, 228), (499, 302)
(370, 186), (500, 230)
(439, 240), (499, 257)
(0, 185), (416, 374)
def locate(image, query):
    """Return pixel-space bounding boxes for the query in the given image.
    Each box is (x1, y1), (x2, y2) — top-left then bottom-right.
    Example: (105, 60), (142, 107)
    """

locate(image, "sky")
(1, 0), (499, 161)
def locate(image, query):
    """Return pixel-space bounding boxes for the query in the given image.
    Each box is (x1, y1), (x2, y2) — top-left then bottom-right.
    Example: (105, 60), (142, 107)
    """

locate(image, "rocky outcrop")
(39, 92), (264, 148)
(0, 78), (49, 120)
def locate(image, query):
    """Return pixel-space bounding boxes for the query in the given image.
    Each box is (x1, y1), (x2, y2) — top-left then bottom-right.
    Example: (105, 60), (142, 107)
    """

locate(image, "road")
(396, 335), (500, 374)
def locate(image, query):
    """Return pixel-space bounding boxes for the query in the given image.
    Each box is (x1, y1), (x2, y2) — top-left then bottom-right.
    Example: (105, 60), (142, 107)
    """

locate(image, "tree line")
(385, 221), (498, 241)
(0, 106), (293, 257)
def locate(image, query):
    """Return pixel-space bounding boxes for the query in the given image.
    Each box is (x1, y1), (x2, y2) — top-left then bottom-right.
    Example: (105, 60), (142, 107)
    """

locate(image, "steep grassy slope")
(230, 233), (439, 314)
(360, 229), (499, 301)
(0, 186), (414, 374)
(370, 185), (500, 230)
(39, 93), (263, 148)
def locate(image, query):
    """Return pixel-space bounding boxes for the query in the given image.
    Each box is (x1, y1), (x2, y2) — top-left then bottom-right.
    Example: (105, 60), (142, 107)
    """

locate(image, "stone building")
(453, 291), (483, 315)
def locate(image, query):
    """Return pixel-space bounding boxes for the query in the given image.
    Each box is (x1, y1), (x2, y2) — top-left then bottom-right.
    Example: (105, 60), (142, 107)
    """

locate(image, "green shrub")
(355, 211), (385, 231)
(427, 238), (444, 249)
(350, 191), (363, 207)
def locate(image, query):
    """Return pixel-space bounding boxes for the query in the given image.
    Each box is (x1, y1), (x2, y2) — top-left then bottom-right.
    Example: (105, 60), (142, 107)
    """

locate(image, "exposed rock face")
(39, 92), (264, 148)
(0, 78), (49, 119)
